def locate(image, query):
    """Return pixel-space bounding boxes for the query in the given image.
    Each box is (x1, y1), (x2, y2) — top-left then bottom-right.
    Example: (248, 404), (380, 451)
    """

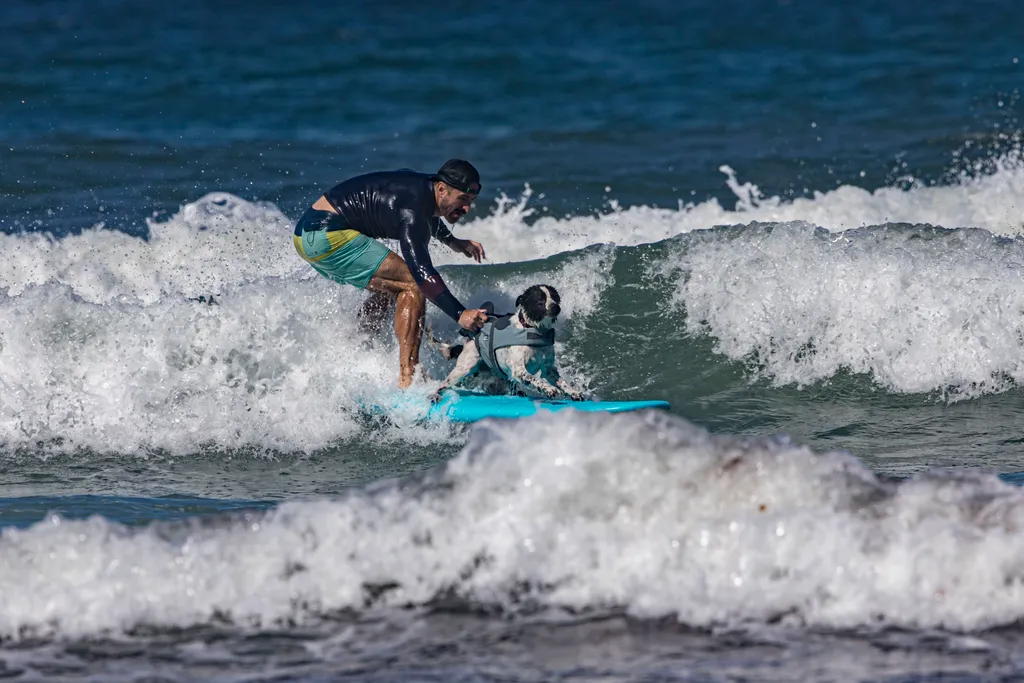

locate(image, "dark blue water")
(4, 0), (1020, 234)
(4, 1), (1024, 680)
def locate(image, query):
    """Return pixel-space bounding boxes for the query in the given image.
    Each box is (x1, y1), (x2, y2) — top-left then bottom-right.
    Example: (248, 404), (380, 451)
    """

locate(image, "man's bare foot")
(398, 365), (430, 389)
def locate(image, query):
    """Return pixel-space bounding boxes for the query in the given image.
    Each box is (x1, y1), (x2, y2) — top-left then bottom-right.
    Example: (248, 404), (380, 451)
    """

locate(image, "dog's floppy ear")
(515, 294), (523, 308)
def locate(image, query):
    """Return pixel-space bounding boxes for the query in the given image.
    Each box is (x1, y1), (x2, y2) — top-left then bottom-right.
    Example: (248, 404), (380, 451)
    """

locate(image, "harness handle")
(460, 301), (510, 340)
(480, 301), (510, 319)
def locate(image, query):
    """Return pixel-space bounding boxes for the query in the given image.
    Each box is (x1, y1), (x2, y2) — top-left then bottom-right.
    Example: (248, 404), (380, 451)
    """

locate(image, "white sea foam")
(662, 220), (1024, 399)
(3, 409), (1024, 640)
(450, 151), (1024, 263)
(0, 193), (303, 304)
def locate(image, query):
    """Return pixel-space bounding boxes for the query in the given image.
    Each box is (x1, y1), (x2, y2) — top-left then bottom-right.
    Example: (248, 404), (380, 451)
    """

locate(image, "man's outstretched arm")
(431, 218), (486, 263)
(398, 209), (470, 324)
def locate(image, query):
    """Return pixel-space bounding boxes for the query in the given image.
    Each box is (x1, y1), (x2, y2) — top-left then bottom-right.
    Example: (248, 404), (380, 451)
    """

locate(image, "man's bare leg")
(394, 288), (425, 387)
(366, 252), (426, 389)
(302, 201), (428, 386)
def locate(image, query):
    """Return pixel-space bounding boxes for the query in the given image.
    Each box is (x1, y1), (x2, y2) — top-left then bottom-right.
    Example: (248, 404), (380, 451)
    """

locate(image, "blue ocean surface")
(3, 0), (1024, 680)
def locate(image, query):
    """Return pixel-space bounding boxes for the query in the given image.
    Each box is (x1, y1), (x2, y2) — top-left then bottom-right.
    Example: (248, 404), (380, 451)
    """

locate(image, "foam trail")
(0, 250), (613, 455)
(4, 410), (1024, 640)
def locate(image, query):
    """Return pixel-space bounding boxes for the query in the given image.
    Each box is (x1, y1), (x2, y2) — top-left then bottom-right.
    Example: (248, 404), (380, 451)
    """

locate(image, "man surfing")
(292, 159), (490, 388)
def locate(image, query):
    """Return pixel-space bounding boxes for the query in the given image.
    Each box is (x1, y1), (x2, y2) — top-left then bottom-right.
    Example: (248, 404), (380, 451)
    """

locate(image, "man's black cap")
(434, 159), (481, 195)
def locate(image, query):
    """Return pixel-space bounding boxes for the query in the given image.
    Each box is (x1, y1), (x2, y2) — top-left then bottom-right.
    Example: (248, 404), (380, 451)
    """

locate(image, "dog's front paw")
(430, 384), (452, 403)
(569, 391), (587, 402)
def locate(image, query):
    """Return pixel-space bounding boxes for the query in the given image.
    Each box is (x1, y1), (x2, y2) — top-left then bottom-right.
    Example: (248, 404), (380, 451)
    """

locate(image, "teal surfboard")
(362, 389), (670, 424)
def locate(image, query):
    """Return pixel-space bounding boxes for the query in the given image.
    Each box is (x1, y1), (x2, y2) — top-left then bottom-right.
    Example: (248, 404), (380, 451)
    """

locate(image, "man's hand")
(458, 308), (489, 332)
(454, 238), (486, 263)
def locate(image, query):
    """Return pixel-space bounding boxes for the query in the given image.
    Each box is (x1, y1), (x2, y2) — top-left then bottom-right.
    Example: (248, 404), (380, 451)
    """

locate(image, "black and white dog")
(428, 284), (586, 400)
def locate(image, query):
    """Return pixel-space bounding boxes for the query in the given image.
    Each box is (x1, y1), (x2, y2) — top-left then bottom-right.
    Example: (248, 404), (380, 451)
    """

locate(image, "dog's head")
(515, 284), (561, 330)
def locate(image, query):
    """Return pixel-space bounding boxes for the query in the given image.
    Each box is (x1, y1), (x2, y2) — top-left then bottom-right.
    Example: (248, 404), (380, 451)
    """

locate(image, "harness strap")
(485, 317), (507, 380)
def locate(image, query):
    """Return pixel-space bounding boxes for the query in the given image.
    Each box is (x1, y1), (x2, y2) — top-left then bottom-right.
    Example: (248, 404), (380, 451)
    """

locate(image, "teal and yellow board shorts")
(292, 208), (390, 289)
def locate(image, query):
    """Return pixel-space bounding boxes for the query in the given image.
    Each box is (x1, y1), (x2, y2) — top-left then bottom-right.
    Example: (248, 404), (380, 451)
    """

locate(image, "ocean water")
(3, 0), (1024, 680)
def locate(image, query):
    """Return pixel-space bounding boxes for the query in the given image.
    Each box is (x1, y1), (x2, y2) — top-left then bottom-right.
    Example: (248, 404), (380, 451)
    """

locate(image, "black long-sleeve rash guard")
(322, 169), (468, 323)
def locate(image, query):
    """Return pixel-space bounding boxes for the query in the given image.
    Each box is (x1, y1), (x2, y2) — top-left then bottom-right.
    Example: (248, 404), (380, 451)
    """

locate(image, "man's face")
(437, 182), (479, 223)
